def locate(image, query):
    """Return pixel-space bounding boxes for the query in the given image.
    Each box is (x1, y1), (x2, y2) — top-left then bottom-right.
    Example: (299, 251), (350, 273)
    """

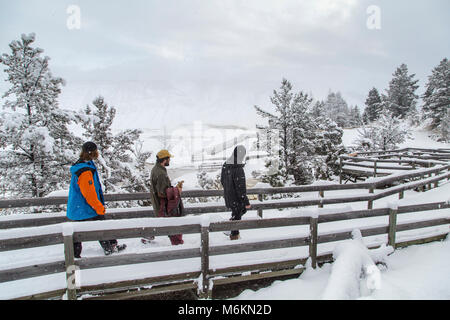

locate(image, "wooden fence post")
(318, 191), (324, 208)
(388, 207), (398, 249)
(373, 160), (378, 177)
(399, 190), (404, 199)
(309, 217), (318, 269)
(434, 171), (439, 188)
(200, 225), (210, 298)
(63, 224), (77, 300)
(257, 194), (263, 218)
(339, 157), (343, 184)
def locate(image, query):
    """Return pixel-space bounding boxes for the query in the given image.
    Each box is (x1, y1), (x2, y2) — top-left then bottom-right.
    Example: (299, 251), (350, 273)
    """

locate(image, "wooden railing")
(1, 164), (449, 230)
(339, 147), (450, 182)
(0, 148), (449, 299)
(0, 200), (448, 300)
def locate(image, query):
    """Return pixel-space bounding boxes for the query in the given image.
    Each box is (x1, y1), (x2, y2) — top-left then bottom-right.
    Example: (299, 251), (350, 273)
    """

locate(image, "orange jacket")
(78, 170), (105, 215)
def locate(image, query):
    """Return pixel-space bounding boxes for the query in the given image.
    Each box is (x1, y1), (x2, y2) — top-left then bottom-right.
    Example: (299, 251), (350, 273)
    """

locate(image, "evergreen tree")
(311, 100), (326, 119)
(0, 33), (80, 198)
(348, 105), (362, 127)
(79, 96), (151, 196)
(255, 79), (345, 185)
(313, 116), (345, 180)
(289, 92), (316, 184)
(384, 64), (419, 119)
(364, 87), (383, 122)
(422, 58), (450, 130)
(255, 78), (295, 178)
(255, 79), (313, 185)
(324, 91), (350, 128)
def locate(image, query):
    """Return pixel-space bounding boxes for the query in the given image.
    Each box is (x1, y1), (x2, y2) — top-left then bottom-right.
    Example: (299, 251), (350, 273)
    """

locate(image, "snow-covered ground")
(235, 237), (450, 300)
(0, 126), (449, 300)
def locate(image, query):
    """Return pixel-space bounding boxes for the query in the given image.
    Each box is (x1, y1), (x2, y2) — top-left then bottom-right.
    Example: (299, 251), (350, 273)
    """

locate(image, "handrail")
(0, 166), (449, 230)
(0, 200), (448, 299)
(1, 164), (449, 210)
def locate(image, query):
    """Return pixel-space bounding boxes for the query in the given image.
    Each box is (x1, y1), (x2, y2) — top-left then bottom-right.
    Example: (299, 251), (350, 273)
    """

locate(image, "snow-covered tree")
(0, 33), (80, 198)
(364, 87), (383, 123)
(324, 91), (350, 128)
(78, 96), (151, 195)
(197, 171), (221, 190)
(255, 78), (296, 179)
(313, 116), (345, 180)
(384, 64), (419, 119)
(289, 92), (317, 184)
(348, 105), (362, 127)
(422, 58), (450, 131)
(311, 100), (326, 119)
(355, 110), (410, 151)
(255, 79), (345, 185)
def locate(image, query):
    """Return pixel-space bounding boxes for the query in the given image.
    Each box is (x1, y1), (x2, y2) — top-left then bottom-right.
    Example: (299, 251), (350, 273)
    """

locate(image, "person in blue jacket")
(67, 141), (126, 258)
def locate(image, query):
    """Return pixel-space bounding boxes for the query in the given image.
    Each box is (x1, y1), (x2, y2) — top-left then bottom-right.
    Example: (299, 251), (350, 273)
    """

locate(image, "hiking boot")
(104, 243), (127, 256)
(230, 234), (240, 241)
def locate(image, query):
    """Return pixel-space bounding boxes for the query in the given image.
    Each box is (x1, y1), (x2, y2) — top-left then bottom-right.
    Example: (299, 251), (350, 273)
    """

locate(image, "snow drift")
(322, 229), (393, 300)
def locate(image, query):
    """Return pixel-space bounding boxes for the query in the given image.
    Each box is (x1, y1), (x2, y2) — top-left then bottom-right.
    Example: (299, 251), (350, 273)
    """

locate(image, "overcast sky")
(0, 0), (449, 131)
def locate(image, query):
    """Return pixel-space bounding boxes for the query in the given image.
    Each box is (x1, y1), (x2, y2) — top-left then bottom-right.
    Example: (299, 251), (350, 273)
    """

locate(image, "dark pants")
(73, 215), (117, 258)
(230, 205), (246, 236)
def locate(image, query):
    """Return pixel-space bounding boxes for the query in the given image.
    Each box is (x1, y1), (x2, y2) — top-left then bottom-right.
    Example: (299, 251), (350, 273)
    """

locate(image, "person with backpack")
(220, 145), (252, 240)
(66, 141), (126, 258)
(148, 149), (184, 245)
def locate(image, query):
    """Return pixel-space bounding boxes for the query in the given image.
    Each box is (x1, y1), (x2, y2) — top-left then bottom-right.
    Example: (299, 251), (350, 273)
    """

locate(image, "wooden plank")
(76, 247), (201, 270)
(395, 233), (448, 249)
(372, 172), (450, 200)
(73, 224), (201, 242)
(0, 233), (63, 252)
(78, 271), (201, 295)
(397, 202), (450, 214)
(209, 236), (309, 256)
(396, 218), (450, 232)
(342, 162), (413, 170)
(318, 208), (389, 223)
(0, 216), (68, 229)
(0, 197), (68, 209)
(318, 225), (389, 244)
(83, 282), (197, 300)
(0, 260), (66, 283)
(212, 268), (305, 287)
(209, 216), (310, 232)
(13, 289), (66, 300)
(372, 165), (450, 187)
(209, 258), (307, 277)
